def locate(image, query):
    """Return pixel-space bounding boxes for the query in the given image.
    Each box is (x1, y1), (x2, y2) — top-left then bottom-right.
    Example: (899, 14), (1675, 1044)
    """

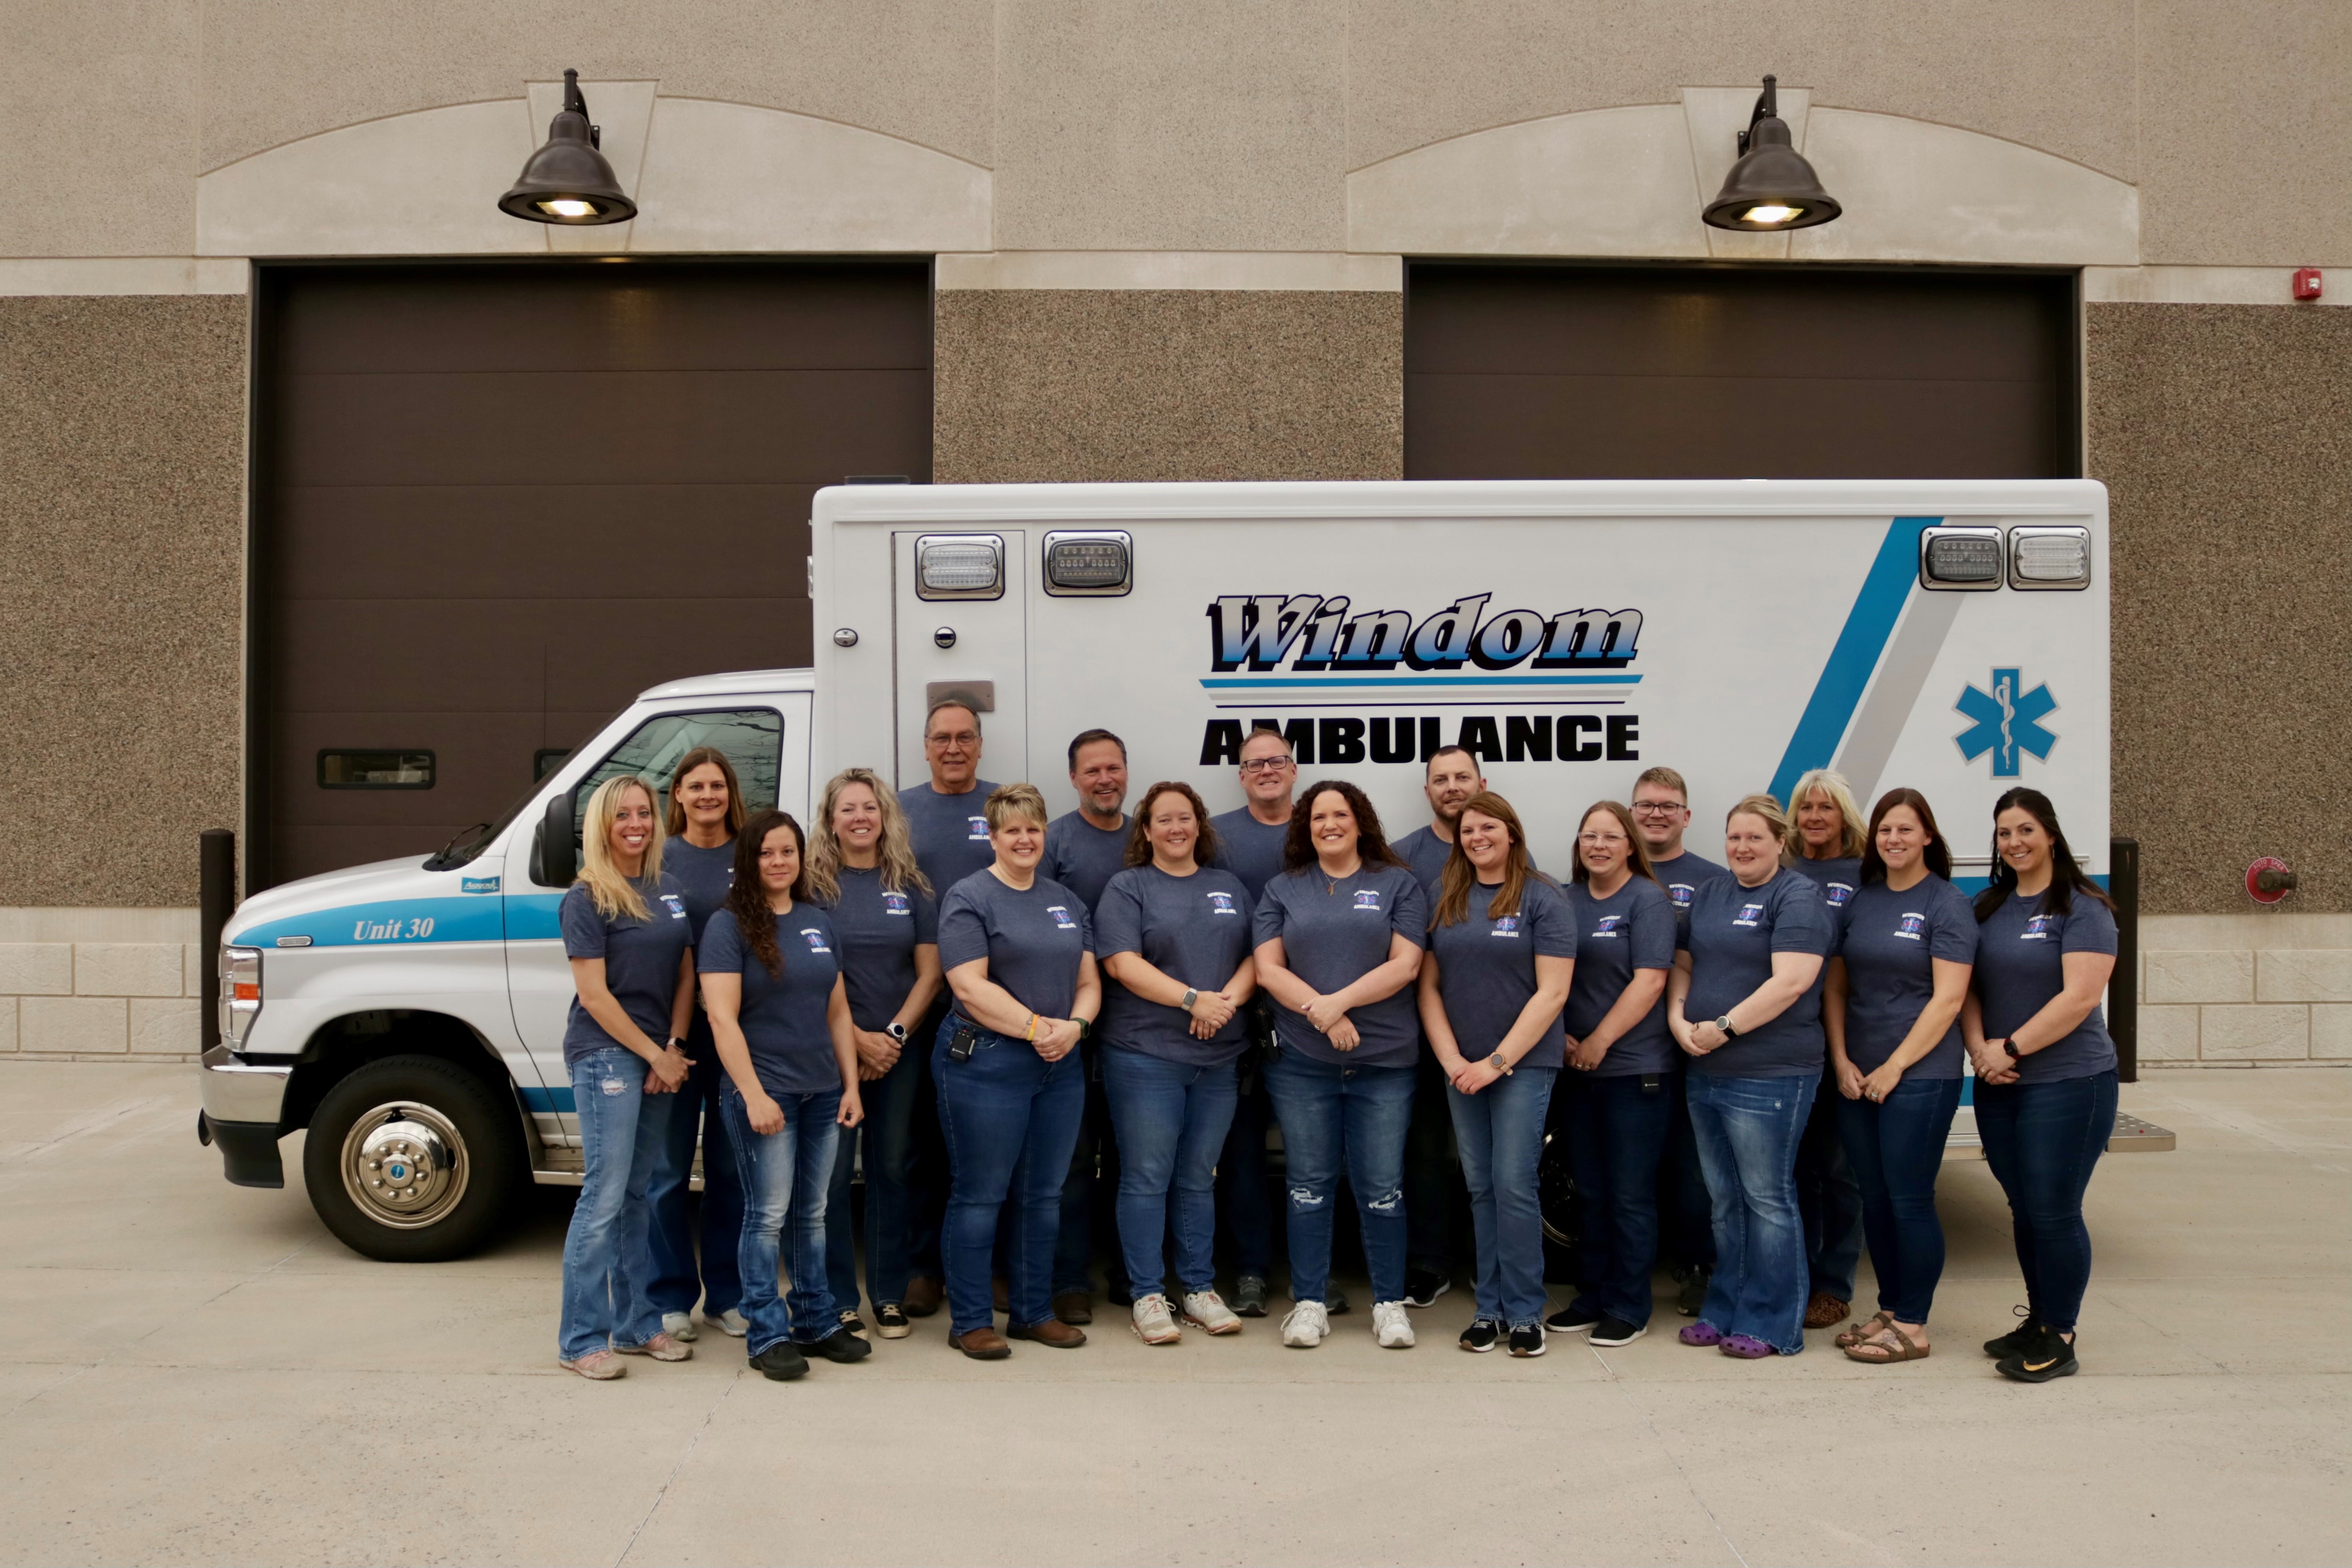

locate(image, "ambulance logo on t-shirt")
(883, 892), (912, 917)
(1491, 916), (1521, 938)
(1667, 883), (1696, 910)
(799, 927), (832, 955)
(2022, 914), (2057, 941)
(660, 894), (687, 920)
(965, 816), (989, 841)
(1825, 882), (1856, 908)
(1206, 891), (1238, 916)
(1733, 902), (1765, 927)
(1353, 890), (1383, 911)
(1590, 914), (1624, 939)
(1895, 912), (1926, 941)
(1048, 904), (1080, 931)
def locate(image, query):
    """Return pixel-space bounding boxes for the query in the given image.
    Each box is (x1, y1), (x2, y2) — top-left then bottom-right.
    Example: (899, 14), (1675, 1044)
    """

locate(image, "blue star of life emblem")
(1954, 667), (2057, 777)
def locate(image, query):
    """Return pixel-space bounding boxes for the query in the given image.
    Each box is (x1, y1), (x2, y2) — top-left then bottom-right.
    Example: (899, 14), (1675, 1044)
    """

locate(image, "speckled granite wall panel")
(934, 290), (1401, 482)
(2088, 302), (2350, 915)
(0, 297), (247, 906)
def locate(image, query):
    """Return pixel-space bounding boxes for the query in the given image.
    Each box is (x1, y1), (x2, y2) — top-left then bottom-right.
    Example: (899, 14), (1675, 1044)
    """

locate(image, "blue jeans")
(1797, 1086), (1863, 1300)
(1216, 1028), (1276, 1278)
(557, 1046), (666, 1361)
(1055, 1063), (1122, 1295)
(1835, 1075), (1962, 1324)
(1101, 1046), (1240, 1298)
(639, 1031), (744, 1316)
(1562, 1071), (1675, 1328)
(932, 1018), (1088, 1335)
(1664, 1070), (1715, 1269)
(1447, 1064), (1558, 1327)
(1262, 1049), (1415, 1305)
(824, 1048), (922, 1313)
(720, 1081), (841, 1358)
(1686, 1071), (1819, 1354)
(1975, 1070), (2117, 1334)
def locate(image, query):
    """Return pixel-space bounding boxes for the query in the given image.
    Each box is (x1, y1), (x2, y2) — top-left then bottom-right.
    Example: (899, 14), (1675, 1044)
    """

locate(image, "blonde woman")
(1782, 767), (1869, 1331)
(806, 768), (944, 1340)
(1666, 793), (1833, 1360)
(556, 774), (696, 1380)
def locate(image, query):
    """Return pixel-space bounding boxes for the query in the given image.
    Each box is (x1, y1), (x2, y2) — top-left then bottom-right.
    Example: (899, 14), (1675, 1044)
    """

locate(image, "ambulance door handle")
(933, 627), (957, 649)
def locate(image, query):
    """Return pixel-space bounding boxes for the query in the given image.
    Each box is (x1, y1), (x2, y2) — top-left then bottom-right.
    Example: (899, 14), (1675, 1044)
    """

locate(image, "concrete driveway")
(0, 1061), (2343, 1567)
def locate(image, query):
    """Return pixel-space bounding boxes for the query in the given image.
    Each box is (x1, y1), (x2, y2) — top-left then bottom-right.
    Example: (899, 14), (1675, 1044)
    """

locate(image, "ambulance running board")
(1943, 1107), (2175, 1161)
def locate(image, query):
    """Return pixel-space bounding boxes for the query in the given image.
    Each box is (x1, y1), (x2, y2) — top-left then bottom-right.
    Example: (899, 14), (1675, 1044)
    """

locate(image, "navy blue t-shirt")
(1788, 854), (1865, 914)
(1252, 862), (1428, 1069)
(1650, 850), (1729, 917)
(1563, 875), (1679, 1076)
(1044, 810), (1131, 913)
(664, 837), (736, 945)
(559, 873), (692, 1064)
(899, 780), (999, 905)
(1973, 888), (2119, 1082)
(937, 870), (1095, 1022)
(825, 865), (938, 1033)
(1428, 875), (1574, 1068)
(1677, 868), (1834, 1077)
(1094, 864), (1254, 1066)
(1834, 875), (1978, 1077)
(1393, 825), (1455, 898)
(1210, 807), (1292, 903)
(700, 906), (843, 1097)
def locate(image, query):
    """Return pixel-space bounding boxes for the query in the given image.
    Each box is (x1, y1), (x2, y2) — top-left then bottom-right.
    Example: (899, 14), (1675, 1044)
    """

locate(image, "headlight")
(1042, 531), (1133, 595)
(2009, 526), (2092, 590)
(915, 535), (1005, 600)
(220, 946), (262, 1045)
(1918, 526), (2004, 590)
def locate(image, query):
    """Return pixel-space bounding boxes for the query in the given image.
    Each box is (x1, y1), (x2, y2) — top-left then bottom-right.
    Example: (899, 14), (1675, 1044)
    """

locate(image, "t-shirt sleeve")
(559, 884), (607, 961)
(1531, 881), (1576, 959)
(912, 886), (940, 946)
(1929, 886), (1979, 965)
(698, 909), (745, 975)
(1769, 878), (1834, 955)
(1632, 884), (1677, 971)
(1391, 870), (1430, 952)
(1077, 896), (1097, 957)
(1251, 877), (1290, 948)
(936, 886), (991, 972)
(2061, 896), (2120, 957)
(1094, 875), (1144, 959)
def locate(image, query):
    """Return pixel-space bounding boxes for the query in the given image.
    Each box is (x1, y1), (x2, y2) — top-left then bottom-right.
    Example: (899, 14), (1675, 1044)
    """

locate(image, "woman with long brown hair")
(1251, 779), (1428, 1351)
(1416, 791), (1573, 1358)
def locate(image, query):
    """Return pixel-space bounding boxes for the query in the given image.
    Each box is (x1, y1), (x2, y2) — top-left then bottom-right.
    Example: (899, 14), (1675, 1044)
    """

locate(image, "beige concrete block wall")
(2135, 913), (2350, 1069)
(0, 911), (204, 1062)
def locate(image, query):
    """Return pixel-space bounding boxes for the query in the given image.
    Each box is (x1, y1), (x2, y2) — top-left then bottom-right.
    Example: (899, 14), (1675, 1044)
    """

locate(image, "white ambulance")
(200, 479), (2157, 1261)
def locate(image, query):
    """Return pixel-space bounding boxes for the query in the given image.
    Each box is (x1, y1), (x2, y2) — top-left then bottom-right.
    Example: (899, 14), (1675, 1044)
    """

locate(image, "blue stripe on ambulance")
(231, 898), (506, 949)
(1768, 516), (1941, 806)
(519, 1086), (578, 1113)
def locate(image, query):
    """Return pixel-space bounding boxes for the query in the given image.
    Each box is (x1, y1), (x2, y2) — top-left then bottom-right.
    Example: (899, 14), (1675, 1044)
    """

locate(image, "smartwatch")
(665, 1036), (686, 1051)
(1181, 988), (1201, 1012)
(885, 1021), (909, 1044)
(1075, 1018), (1091, 1041)
(1714, 1015), (1739, 1039)
(2003, 1039), (2023, 1060)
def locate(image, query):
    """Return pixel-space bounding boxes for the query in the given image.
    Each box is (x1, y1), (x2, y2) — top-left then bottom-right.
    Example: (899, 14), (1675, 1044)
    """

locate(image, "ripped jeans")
(1262, 1048), (1415, 1306)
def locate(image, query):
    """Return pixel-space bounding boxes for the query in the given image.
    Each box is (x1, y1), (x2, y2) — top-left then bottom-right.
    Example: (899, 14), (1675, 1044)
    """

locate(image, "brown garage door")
(1405, 263), (2076, 480)
(249, 259), (930, 890)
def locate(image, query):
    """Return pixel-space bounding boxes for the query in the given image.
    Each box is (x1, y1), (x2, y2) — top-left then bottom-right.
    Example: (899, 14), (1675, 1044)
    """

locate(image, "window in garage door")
(248, 259), (931, 891)
(1404, 263), (2077, 481)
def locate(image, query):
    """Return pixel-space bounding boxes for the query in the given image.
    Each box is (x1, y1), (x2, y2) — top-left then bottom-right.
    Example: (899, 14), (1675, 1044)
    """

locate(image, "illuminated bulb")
(1741, 203), (1803, 226)
(538, 198), (597, 219)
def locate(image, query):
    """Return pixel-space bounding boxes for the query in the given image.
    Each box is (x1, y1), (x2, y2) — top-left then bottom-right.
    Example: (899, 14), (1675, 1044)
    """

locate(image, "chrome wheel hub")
(341, 1103), (469, 1230)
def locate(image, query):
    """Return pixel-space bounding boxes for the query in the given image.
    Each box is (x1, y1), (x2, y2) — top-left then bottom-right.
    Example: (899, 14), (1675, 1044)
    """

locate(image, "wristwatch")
(665, 1036), (686, 1051)
(2003, 1039), (2023, 1060)
(1181, 987), (1200, 1011)
(1075, 1018), (1092, 1041)
(1714, 1015), (1739, 1039)
(884, 1021), (909, 1044)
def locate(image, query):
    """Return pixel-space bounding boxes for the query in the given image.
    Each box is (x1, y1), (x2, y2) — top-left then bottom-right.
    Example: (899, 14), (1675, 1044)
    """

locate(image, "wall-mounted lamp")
(498, 69), (636, 225)
(1702, 75), (1840, 231)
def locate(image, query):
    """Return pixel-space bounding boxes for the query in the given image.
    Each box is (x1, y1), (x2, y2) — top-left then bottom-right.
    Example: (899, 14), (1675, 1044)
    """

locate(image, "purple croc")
(1719, 1334), (1776, 1359)
(1678, 1321), (1724, 1347)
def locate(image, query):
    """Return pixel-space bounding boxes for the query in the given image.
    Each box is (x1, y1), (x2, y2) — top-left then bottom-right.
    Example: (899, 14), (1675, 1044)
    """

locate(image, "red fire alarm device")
(2247, 857), (2297, 904)
(2292, 268), (2322, 301)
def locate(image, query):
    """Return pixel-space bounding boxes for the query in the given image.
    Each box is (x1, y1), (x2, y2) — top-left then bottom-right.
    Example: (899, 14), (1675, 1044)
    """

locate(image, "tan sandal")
(1844, 1324), (1930, 1364)
(1835, 1310), (1893, 1350)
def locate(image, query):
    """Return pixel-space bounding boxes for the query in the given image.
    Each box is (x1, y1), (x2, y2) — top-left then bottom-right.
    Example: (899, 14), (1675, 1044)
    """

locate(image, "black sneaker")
(806, 1327), (874, 1364)
(1545, 1301), (1602, 1334)
(1233, 1275), (1270, 1317)
(1589, 1316), (1648, 1347)
(873, 1303), (912, 1339)
(1984, 1305), (2039, 1358)
(1996, 1324), (2078, 1384)
(1403, 1266), (1452, 1309)
(750, 1341), (809, 1381)
(1458, 1317), (1501, 1353)
(1326, 1286), (1351, 1315)
(838, 1308), (868, 1338)
(1508, 1323), (1547, 1358)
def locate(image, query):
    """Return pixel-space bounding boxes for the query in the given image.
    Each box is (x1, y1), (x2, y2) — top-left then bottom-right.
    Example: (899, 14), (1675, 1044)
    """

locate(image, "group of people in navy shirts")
(552, 698), (2121, 1388)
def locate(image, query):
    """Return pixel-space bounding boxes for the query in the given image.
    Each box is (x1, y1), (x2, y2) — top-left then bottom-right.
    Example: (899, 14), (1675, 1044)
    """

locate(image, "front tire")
(303, 1054), (526, 1261)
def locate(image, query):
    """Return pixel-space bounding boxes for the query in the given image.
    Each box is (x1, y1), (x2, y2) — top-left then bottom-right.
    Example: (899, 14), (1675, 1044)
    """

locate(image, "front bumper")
(198, 1044), (291, 1188)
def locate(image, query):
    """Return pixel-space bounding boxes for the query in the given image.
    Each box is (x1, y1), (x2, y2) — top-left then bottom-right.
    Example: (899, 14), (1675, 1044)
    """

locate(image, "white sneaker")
(1131, 1293), (1183, 1345)
(662, 1311), (698, 1343)
(705, 1308), (749, 1338)
(1373, 1300), (1416, 1349)
(1183, 1289), (1243, 1335)
(1280, 1300), (1331, 1348)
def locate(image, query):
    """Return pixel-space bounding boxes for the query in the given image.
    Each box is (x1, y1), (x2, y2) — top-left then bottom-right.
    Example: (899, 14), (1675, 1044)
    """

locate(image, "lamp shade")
(1703, 98), (1840, 231)
(498, 72), (636, 225)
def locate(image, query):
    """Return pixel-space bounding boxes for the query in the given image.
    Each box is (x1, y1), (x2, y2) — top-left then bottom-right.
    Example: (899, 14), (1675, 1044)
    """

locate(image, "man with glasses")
(1627, 765), (1725, 1316)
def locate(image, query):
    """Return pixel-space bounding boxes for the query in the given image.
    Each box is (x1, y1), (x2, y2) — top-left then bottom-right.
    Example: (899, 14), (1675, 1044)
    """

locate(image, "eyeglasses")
(1578, 832), (1628, 846)
(1238, 757), (1294, 774)
(1629, 801), (1686, 815)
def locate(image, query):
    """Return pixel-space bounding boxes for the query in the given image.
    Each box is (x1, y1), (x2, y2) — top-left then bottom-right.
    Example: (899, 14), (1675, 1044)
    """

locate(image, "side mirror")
(535, 791), (577, 887)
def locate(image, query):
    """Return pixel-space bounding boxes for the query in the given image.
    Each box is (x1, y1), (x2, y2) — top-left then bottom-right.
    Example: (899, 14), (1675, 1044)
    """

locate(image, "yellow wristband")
(1025, 1013), (1039, 1042)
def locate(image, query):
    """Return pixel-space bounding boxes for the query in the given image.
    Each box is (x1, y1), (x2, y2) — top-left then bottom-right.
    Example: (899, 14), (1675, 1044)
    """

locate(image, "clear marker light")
(1741, 203), (1804, 225)
(538, 198), (597, 219)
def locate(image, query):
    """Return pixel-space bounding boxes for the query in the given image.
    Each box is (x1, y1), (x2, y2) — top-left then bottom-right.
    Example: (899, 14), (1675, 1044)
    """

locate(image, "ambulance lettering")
(966, 816), (989, 842)
(1206, 891), (1239, 916)
(800, 927), (833, 955)
(1490, 915), (1521, 938)
(883, 892), (912, 917)
(1895, 912), (1926, 941)
(2021, 914), (2058, 941)
(1353, 889), (1383, 912)
(1590, 914), (1625, 939)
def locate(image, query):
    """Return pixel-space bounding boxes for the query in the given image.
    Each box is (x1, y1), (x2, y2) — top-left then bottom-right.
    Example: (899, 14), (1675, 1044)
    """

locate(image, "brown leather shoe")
(902, 1276), (943, 1318)
(948, 1326), (1011, 1360)
(1052, 1289), (1094, 1325)
(1009, 1317), (1088, 1349)
(1805, 1292), (1852, 1330)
